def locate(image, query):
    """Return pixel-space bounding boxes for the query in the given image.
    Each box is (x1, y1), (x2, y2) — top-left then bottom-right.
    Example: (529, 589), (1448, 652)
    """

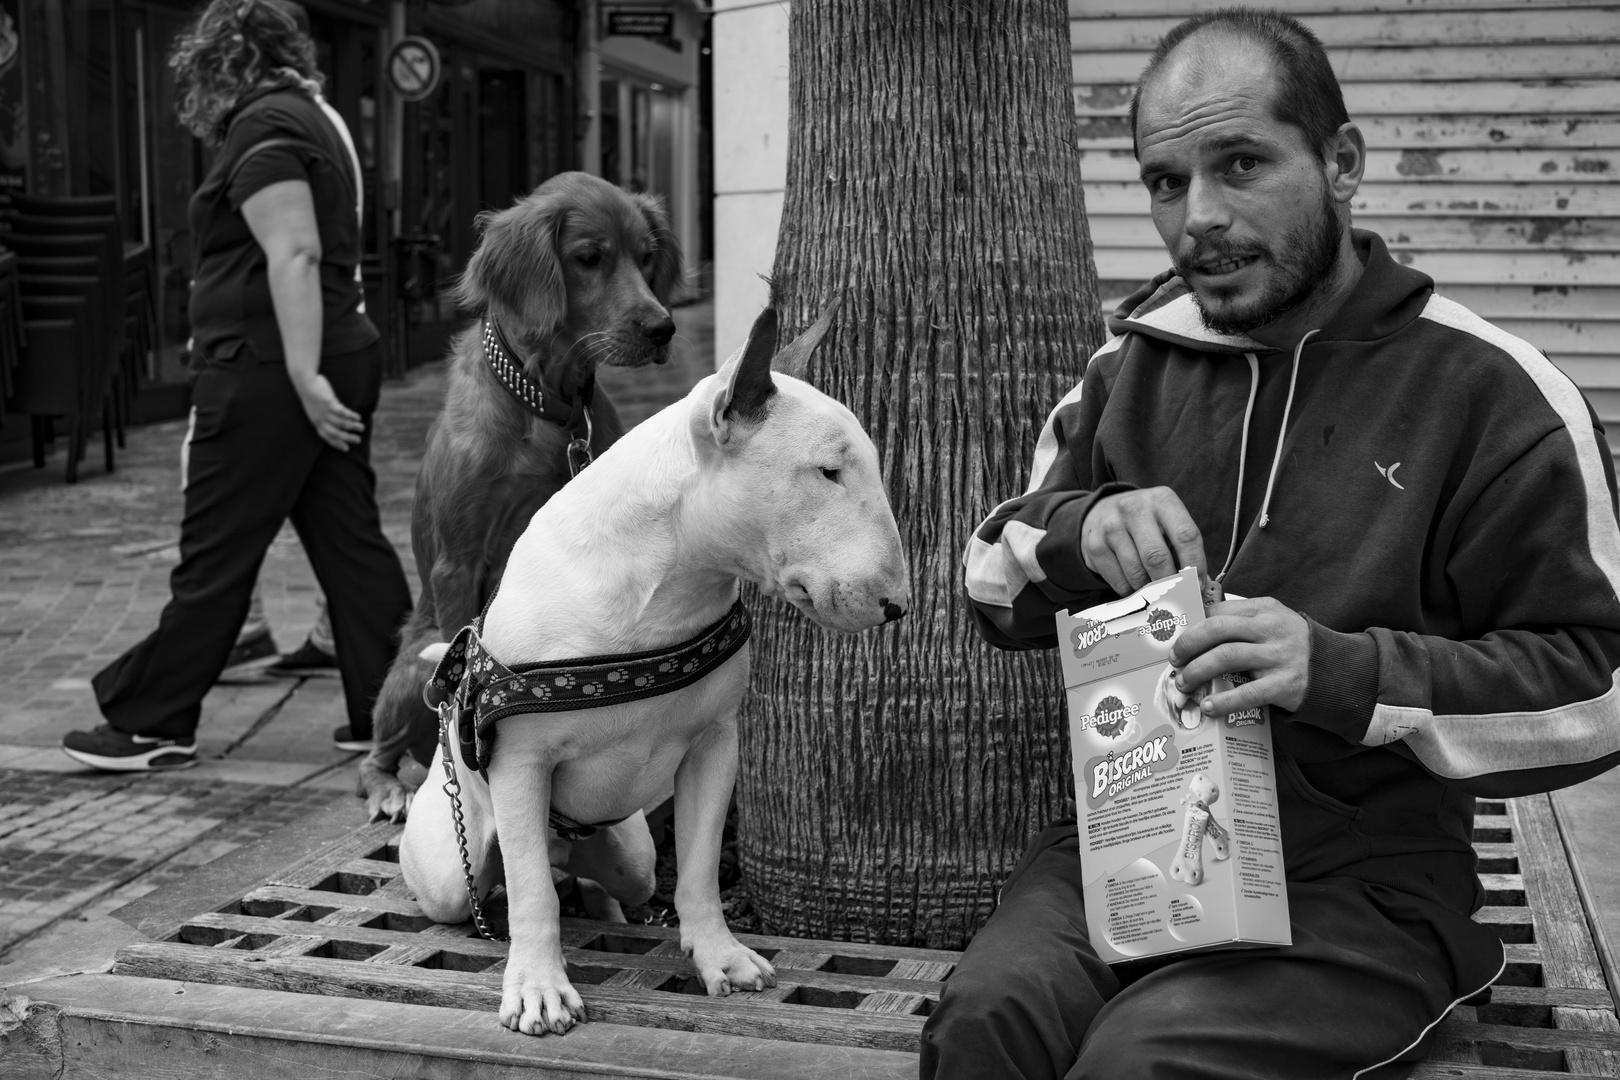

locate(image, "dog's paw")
(362, 773), (414, 824)
(500, 960), (586, 1036)
(688, 934), (777, 996)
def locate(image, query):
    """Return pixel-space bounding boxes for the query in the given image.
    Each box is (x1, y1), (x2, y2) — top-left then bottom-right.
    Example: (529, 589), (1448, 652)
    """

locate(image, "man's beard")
(1181, 188), (1343, 337)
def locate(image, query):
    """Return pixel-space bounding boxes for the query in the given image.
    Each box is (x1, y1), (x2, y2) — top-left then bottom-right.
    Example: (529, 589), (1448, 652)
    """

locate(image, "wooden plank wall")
(1071, 0), (1620, 455)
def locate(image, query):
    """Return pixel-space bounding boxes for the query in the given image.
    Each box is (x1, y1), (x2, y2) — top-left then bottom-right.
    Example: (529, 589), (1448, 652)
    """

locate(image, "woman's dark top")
(187, 84), (378, 364)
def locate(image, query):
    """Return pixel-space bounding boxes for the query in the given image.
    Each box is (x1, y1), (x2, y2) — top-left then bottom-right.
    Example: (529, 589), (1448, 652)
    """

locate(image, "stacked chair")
(0, 193), (154, 482)
(0, 247), (23, 419)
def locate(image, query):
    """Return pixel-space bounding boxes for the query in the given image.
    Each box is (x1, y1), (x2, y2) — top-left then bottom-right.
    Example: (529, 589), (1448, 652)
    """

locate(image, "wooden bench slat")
(112, 941), (926, 1053)
(244, 884), (425, 919)
(855, 992), (929, 1014)
(1510, 795), (1608, 991)
(368, 923), (472, 967)
(559, 917), (965, 964)
(1553, 1005), (1620, 1077)
(1411, 1062), (1617, 1080)
(1474, 906), (1533, 925)
(265, 822), (398, 889)
(1432, 1017), (1620, 1053)
(172, 912), (947, 997)
(1489, 984), (1615, 1010)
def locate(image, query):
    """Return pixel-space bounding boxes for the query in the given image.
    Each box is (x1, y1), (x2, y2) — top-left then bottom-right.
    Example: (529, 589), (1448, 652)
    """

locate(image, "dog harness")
(482, 316), (595, 476)
(424, 601), (752, 840)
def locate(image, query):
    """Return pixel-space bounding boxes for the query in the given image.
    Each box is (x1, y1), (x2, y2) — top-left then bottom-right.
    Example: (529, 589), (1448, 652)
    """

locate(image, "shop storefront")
(586, 1), (705, 270)
(0, 0), (706, 464)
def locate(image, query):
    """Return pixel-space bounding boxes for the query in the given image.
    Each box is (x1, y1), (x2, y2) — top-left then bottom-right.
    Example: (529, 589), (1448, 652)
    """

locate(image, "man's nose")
(1183, 173), (1230, 240)
(641, 313), (675, 344)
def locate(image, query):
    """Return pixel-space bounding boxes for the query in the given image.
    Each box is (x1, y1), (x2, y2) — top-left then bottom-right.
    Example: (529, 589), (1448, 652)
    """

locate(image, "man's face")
(1136, 48), (1343, 336)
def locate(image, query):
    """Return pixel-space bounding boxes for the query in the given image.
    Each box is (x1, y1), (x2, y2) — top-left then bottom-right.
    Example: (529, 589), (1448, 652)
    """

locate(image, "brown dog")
(359, 172), (682, 823)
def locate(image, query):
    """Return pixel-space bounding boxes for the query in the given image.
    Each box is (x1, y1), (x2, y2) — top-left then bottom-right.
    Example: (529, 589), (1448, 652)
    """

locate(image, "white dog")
(399, 304), (910, 1037)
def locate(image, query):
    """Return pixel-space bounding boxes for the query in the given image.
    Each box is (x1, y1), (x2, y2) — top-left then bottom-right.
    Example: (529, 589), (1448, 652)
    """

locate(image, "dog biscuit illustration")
(1171, 773), (1232, 886)
(1171, 802), (1210, 885)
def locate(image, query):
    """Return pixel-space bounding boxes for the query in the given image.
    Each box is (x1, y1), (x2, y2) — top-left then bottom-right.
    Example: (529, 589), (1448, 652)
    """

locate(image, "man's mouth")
(1193, 253), (1260, 277)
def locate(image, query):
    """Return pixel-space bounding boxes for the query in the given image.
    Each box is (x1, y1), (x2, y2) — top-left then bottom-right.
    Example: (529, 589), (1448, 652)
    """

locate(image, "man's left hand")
(1168, 597), (1310, 716)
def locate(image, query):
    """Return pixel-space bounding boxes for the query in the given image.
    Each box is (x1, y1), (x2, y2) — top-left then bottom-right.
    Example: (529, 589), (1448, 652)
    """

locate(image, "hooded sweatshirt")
(964, 230), (1620, 973)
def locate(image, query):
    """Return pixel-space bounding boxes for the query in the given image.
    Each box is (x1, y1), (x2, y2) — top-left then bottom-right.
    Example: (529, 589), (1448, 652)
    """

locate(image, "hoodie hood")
(1106, 230), (1434, 355)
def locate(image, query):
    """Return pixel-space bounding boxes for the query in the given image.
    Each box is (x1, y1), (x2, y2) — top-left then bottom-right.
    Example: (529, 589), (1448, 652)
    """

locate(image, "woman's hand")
(292, 372), (365, 451)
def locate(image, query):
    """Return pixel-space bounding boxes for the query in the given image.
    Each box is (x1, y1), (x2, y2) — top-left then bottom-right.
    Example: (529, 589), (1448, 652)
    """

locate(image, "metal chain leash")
(437, 704), (506, 941)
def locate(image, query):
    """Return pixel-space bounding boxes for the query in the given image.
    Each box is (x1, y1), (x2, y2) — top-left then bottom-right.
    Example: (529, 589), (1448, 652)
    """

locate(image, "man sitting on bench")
(934, 8), (1620, 1078)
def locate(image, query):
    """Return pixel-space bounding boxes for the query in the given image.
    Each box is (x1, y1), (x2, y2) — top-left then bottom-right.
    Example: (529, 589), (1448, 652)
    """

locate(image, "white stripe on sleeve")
(1362, 297), (1620, 777)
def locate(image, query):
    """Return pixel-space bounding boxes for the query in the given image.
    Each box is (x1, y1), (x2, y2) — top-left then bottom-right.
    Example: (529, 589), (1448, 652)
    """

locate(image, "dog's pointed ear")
(453, 191), (567, 345)
(709, 306), (778, 446)
(771, 297), (843, 380)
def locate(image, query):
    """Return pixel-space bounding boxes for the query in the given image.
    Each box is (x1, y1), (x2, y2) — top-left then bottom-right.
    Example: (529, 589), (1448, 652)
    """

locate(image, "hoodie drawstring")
(1217, 329), (1320, 582)
(1257, 329), (1319, 530)
(1217, 352), (1262, 582)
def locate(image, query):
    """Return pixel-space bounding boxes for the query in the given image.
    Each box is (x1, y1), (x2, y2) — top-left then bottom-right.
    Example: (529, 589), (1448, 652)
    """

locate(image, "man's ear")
(772, 297), (842, 381)
(1325, 122), (1366, 205)
(453, 191), (567, 348)
(709, 306), (778, 446)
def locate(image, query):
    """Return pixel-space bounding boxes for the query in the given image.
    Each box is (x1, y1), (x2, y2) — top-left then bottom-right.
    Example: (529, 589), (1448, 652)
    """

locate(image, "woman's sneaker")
(217, 626), (279, 682)
(266, 639), (340, 678)
(61, 725), (198, 771)
(333, 725), (373, 752)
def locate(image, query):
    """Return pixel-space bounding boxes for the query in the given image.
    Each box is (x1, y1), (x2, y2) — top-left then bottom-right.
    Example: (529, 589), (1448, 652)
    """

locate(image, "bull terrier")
(399, 303), (910, 1036)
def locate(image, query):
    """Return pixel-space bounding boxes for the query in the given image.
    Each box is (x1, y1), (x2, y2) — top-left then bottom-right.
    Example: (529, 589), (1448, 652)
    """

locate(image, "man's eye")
(577, 252), (602, 268)
(1231, 156), (1260, 173)
(1151, 175), (1184, 195)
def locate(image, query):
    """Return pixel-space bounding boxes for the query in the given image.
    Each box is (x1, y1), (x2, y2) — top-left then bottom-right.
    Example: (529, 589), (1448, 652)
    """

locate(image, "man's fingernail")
(1201, 699), (1214, 713)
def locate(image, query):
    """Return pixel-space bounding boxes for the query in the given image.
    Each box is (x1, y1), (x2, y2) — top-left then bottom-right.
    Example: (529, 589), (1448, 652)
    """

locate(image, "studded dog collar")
(423, 601), (752, 838)
(482, 317), (596, 476)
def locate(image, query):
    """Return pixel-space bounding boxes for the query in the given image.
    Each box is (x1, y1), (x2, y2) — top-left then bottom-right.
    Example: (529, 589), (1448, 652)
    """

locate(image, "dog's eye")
(821, 467), (841, 484)
(577, 252), (602, 268)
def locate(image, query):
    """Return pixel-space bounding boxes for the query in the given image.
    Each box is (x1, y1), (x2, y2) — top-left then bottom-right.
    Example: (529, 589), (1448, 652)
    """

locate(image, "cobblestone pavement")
(0, 299), (713, 957)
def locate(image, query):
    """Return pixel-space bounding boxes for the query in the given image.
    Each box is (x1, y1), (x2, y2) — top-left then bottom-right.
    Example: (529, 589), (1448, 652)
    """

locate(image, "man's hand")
(1169, 597), (1310, 716)
(1081, 487), (1206, 594)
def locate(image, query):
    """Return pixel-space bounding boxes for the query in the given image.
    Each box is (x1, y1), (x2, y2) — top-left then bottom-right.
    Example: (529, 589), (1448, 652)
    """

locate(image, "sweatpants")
(919, 820), (1502, 1080)
(93, 341), (412, 739)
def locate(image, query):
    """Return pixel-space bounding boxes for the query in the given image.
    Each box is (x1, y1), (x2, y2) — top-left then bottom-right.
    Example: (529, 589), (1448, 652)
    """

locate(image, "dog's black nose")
(882, 600), (905, 623)
(642, 315), (675, 345)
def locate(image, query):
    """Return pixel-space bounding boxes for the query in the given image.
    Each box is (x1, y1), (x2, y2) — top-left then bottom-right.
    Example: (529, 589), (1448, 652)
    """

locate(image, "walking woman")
(62, 0), (411, 769)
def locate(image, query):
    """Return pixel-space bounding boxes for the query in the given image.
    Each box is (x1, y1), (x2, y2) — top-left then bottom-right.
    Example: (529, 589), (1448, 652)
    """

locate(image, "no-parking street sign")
(387, 36), (442, 103)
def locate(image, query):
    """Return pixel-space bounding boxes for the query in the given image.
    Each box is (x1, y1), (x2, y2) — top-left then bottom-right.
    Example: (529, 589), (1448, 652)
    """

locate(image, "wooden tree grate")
(107, 795), (1620, 1074)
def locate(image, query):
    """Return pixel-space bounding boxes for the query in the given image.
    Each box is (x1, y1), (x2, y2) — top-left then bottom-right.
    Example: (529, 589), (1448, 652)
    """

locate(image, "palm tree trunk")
(738, 0), (1106, 948)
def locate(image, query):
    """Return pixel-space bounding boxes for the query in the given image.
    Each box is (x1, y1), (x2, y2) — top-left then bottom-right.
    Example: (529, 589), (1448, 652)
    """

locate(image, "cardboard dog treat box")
(1057, 569), (1290, 963)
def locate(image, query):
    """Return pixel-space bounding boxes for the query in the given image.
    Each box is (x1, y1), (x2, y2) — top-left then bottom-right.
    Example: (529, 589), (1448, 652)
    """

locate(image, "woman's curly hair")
(170, 0), (323, 144)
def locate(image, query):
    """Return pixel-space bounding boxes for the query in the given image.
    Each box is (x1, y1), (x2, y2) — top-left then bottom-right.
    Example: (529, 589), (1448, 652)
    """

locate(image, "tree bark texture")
(738, 0), (1105, 948)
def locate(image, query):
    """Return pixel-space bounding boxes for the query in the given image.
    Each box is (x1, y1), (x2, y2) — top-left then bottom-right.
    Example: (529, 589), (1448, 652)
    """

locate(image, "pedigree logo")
(1138, 607), (1186, 643)
(1077, 695), (1140, 738)
(1070, 618), (1111, 660)
(1083, 723), (1181, 809)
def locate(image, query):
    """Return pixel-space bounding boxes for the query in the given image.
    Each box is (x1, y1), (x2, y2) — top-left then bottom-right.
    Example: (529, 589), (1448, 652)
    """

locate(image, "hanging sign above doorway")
(605, 7), (675, 38)
(386, 36), (442, 103)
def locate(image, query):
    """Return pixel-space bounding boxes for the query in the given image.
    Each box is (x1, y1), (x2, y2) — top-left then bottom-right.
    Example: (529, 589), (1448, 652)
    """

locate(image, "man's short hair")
(1129, 7), (1350, 161)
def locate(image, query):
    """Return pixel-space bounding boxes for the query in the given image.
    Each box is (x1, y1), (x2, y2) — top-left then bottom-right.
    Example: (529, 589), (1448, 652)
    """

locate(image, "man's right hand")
(1080, 486), (1207, 595)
